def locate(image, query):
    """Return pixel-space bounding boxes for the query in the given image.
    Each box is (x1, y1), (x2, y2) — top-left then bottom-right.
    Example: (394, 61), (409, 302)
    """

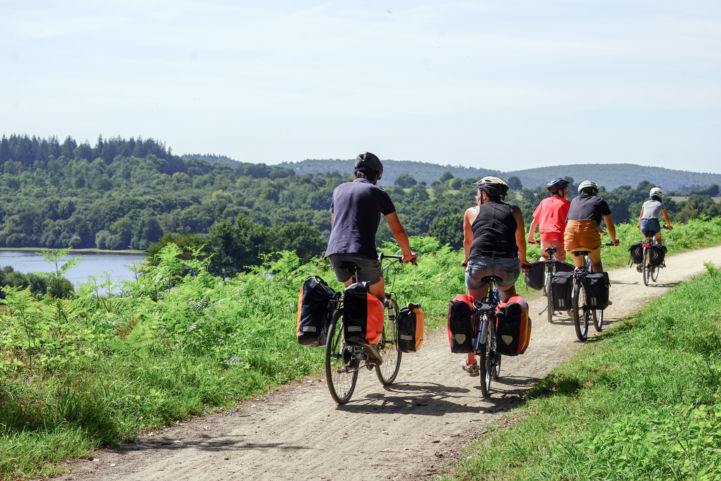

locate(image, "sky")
(2, 0), (721, 173)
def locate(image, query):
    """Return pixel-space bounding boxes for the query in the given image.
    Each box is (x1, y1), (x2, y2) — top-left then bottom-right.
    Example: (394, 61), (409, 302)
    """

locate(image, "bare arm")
(603, 214), (619, 246)
(637, 207), (643, 228)
(527, 217), (539, 244)
(385, 212), (416, 263)
(462, 207), (475, 266)
(662, 208), (672, 229)
(512, 206), (529, 266)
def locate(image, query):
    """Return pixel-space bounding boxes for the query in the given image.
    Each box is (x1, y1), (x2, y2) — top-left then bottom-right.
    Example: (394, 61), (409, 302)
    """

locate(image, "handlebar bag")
(551, 271), (574, 311)
(297, 276), (337, 347)
(584, 272), (610, 310)
(343, 282), (384, 345)
(397, 303), (425, 352)
(629, 241), (644, 264)
(524, 261), (544, 290)
(495, 296), (531, 356)
(448, 294), (475, 353)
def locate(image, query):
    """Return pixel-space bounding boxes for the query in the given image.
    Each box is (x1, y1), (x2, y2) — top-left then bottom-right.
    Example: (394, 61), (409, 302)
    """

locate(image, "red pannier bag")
(397, 303), (424, 352)
(342, 282), (385, 345)
(495, 295), (531, 356)
(448, 294), (475, 353)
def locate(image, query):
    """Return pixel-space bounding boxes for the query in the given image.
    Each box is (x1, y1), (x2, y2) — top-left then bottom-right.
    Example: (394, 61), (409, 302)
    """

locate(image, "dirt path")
(52, 246), (721, 481)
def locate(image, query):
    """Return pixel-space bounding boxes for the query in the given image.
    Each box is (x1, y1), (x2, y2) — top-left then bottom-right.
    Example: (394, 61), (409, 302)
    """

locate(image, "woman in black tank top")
(460, 177), (531, 375)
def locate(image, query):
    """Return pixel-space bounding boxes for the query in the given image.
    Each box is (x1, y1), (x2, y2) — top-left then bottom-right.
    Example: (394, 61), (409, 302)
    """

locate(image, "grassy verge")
(442, 264), (721, 480)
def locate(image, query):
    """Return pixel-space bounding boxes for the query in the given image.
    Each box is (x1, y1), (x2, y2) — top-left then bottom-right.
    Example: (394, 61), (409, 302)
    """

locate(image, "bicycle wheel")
(572, 278), (589, 341)
(593, 308), (603, 332)
(651, 263), (660, 282)
(546, 271), (554, 323)
(478, 315), (493, 398)
(642, 248), (651, 286)
(325, 315), (358, 404)
(376, 298), (402, 385)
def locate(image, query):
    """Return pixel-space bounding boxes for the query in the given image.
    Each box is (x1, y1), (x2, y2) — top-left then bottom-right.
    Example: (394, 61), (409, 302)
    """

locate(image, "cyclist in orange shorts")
(527, 178), (571, 261)
(564, 180), (619, 273)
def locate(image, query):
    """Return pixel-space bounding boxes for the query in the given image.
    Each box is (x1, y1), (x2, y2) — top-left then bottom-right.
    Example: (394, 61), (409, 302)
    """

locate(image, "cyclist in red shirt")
(527, 178), (571, 261)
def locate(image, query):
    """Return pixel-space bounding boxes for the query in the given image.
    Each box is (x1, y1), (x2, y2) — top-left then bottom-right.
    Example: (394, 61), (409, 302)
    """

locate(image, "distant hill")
(278, 159), (721, 193)
(505, 164), (721, 193)
(182, 154), (240, 168)
(278, 159), (503, 186)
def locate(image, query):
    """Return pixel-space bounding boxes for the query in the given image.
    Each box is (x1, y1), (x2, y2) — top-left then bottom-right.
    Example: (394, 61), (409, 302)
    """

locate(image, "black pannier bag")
(551, 271), (574, 311)
(584, 272), (610, 310)
(553, 261), (575, 273)
(297, 276), (337, 347)
(342, 282), (385, 345)
(629, 241), (644, 264)
(648, 245), (667, 267)
(447, 294), (476, 353)
(524, 261), (544, 290)
(396, 303), (424, 353)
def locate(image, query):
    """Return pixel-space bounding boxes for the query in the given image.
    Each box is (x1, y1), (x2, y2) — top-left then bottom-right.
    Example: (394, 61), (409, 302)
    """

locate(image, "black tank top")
(469, 202), (518, 258)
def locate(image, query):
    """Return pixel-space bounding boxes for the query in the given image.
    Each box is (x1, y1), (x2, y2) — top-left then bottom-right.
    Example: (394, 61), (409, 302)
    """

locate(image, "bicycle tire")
(375, 297), (402, 385)
(479, 314), (493, 398)
(325, 316), (358, 404)
(593, 308), (603, 332)
(545, 270), (554, 323)
(643, 248), (651, 286)
(572, 278), (589, 341)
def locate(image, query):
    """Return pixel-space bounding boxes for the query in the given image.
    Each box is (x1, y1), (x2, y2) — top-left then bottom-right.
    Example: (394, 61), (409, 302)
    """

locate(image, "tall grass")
(444, 264), (721, 480)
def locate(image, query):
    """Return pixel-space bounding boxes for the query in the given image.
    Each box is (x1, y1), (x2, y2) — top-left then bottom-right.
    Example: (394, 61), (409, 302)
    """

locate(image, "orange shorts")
(564, 219), (601, 253)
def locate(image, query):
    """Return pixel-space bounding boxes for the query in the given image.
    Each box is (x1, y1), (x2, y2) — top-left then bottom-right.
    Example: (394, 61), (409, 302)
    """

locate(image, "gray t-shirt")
(325, 178), (395, 259)
(641, 199), (665, 220)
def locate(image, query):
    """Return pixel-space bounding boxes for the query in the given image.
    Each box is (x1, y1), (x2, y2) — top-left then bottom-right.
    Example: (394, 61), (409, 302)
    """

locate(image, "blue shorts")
(327, 254), (382, 284)
(640, 218), (661, 236)
(465, 256), (520, 289)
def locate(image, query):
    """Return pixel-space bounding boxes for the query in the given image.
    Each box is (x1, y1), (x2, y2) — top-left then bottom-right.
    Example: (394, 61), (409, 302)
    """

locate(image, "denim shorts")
(640, 218), (661, 236)
(327, 254), (382, 284)
(465, 256), (520, 289)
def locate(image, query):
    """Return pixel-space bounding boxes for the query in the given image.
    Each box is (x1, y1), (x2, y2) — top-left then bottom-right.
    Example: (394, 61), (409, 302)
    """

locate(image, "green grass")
(442, 264), (721, 480)
(0, 218), (720, 479)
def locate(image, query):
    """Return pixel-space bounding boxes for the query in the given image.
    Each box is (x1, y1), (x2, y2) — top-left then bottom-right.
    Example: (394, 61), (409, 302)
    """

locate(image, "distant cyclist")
(325, 152), (417, 302)
(460, 176), (531, 376)
(638, 187), (672, 245)
(527, 177), (571, 261)
(564, 180), (619, 273)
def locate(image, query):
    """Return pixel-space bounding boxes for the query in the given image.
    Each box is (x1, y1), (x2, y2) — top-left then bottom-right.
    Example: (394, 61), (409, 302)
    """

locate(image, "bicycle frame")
(473, 277), (501, 398)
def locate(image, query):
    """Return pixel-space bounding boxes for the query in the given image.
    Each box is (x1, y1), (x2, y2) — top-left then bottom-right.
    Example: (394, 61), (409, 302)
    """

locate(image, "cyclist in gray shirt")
(638, 187), (673, 245)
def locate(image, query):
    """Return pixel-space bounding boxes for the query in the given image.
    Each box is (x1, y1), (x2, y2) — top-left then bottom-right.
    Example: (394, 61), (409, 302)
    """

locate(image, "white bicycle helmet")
(476, 176), (510, 199)
(649, 187), (663, 199)
(577, 180), (598, 195)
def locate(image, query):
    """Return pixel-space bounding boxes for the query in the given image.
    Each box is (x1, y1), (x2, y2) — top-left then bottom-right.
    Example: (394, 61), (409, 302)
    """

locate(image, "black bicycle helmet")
(546, 177), (569, 193)
(476, 176), (509, 200)
(354, 152), (383, 181)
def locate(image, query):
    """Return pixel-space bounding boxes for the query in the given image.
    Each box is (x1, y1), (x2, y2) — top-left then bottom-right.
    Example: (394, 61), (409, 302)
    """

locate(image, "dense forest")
(1, 135), (720, 276)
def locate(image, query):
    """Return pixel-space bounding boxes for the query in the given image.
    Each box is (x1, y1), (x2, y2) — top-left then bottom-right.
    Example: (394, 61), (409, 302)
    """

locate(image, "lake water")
(0, 251), (146, 289)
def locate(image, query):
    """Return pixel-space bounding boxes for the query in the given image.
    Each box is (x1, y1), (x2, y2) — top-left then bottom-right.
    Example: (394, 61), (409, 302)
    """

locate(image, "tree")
(507, 176), (522, 190)
(428, 213), (464, 249)
(394, 174), (417, 188)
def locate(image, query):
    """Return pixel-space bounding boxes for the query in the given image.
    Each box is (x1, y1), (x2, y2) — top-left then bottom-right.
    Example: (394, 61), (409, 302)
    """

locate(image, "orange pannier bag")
(342, 282), (384, 344)
(397, 303), (424, 352)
